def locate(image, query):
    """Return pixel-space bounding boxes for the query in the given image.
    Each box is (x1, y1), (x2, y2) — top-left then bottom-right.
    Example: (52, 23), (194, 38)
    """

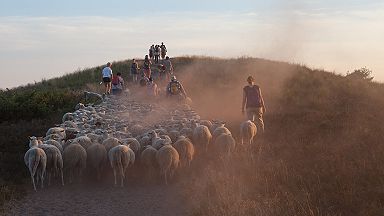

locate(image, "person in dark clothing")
(242, 76), (266, 133)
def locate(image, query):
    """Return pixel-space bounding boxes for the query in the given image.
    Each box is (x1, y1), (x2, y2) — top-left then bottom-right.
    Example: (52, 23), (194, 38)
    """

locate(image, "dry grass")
(176, 61), (384, 216)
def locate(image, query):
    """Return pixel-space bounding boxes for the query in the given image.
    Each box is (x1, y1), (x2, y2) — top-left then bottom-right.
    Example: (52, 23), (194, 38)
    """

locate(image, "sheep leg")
(40, 169), (45, 189)
(31, 173), (37, 191)
(120, 169), (125, 187)
(60, 169), (64, 186)
(113, 168), (117, 186)
(48, 172), (51, 186)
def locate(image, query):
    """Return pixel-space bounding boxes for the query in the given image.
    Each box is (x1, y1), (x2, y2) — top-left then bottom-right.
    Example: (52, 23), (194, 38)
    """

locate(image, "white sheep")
(214, 133), (236, 159)
(240, 120), (257, 146)
(44, 139), (64, 153)
(140, 146), (158, 180)
(86, 143), (107, 180)
(156, 145), (180, 185)
(212, 125), (232, 143)
(192, 125), (212, 153)
(108, 145), (135, 187)
(38, 144), (64, 186)
(73, 136), (93, 150)
(121, 138), (141, 156)
(24, 137), (47, 191)
(102, 137), (121, 152)
(46, 127), (66, 140)
(173, 136), (195, 167)
(62, 112), (74, 123)
(63, 143), (87, 184)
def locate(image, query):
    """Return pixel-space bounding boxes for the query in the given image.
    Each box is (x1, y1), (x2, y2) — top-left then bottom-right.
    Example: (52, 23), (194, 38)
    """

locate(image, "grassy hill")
(1, 56), (384, 215)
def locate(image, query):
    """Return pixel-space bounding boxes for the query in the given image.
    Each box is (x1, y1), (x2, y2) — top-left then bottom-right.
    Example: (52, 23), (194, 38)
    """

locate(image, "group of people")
(101, 45), (266, 133)
(149, 43), (167, 64)
(101, 43), (186, 100)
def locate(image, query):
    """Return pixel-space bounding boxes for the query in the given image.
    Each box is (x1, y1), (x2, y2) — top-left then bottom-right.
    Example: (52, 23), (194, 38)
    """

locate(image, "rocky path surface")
(4, 91), (196, 216)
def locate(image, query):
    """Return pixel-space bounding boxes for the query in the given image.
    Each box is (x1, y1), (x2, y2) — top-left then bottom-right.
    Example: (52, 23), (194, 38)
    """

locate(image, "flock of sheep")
(24, 94), (258, 191)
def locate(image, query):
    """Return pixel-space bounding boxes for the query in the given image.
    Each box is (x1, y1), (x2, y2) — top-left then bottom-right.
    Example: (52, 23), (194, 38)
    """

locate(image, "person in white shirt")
(102, 62), (113, 95)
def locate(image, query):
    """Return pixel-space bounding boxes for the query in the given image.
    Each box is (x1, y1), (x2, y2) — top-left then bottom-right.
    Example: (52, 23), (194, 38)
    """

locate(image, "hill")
(1, 56), (384, 215)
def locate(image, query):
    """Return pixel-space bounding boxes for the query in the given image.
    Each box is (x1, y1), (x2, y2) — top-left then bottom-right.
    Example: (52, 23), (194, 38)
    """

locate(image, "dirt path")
(4, 92), (195, 216)
(4, 183), (188, 216)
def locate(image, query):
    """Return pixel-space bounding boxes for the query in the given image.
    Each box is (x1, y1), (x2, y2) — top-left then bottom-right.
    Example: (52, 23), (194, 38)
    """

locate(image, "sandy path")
(4, 92), (194, 216)
(4, 183), (188, 216)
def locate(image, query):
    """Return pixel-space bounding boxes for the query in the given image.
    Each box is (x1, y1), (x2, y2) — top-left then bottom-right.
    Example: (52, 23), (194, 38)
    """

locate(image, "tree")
(346, 67), (373, 81)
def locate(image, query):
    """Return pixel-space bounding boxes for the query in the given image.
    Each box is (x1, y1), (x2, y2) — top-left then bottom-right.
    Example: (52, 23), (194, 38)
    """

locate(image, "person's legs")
(246, 107), (264, 133)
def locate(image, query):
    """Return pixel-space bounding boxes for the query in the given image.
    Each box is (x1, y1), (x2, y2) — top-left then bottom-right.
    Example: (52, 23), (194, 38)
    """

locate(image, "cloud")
(0, 7), (383, 88)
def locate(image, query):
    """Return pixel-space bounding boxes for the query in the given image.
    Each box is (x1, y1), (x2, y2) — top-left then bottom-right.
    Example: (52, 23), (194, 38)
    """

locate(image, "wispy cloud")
(0, 6), (383, 88)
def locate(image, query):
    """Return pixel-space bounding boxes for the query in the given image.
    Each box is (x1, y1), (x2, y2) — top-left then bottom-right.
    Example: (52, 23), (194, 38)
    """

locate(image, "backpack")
(111, 75), (119, 85)
(169, 81), (180, 95)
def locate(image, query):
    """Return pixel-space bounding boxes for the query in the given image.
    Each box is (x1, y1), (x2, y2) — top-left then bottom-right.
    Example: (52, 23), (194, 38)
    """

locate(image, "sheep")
(102, 137), (121, 152)
(46, 127), (66, 140)
(240, 120), (257, 147)
(38, 144), (64, 186)
(63, 143), (87, 184)
(121, 138), (141, 156)
(75, 102), (86, 110)
(62, 112), (74, 123)
(200, 120), (213, 129)
(74, 136), (93, 150)
(44, 139), (64, 153)
(140, 146), (158, 180)
(24, 137), (47, 191)
(108, 145), (135, 187)
(149, 130), (172, 150)
(173, 136), (195, 167)
(86, 143), (107, 180)
(84, 91), (104, 103)
(192, 125), (212, 153)
(214, 133), (236, 159)
(156, 145), (180, 185)
(86, 133), (103, 144)
(212, 125), (232, 143)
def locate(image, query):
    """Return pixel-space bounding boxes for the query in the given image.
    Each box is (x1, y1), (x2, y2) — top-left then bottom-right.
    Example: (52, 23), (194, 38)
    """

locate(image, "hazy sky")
(1, 0), (383, 88)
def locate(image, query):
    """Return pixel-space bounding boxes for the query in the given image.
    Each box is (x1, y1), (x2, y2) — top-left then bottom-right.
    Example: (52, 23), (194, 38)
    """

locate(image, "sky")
(0, 0), (383, 88)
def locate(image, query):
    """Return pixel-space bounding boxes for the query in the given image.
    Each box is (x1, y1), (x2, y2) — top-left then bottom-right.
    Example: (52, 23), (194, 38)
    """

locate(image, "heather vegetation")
(1, 56), (383, 215)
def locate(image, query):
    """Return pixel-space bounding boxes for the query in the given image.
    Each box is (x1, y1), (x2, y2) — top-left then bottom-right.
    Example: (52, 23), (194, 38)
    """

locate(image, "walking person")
(102, 62), (113, 95)
(241, 76), (266, 133)
(163, 56), (174, 81)
(160, 42), (167, 60)
(149, 45), (154, 60)
(143, 55), (152, 79)
(154, 45), (160, 64)
(130, 59), (140, 83)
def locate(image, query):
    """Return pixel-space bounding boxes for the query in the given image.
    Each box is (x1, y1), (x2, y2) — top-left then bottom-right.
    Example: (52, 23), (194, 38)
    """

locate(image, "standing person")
(102, 62), (113, 95)
(143, 55), (152, 79)
(111, 72), (124, 95)
(154, 45), (160, 64)
(160, 42), (167, 60)
(130, 59), (140, 83)
(241, 76), (266, 133)
(163, 56), (174, 81)
(149, 45), (154, 60)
